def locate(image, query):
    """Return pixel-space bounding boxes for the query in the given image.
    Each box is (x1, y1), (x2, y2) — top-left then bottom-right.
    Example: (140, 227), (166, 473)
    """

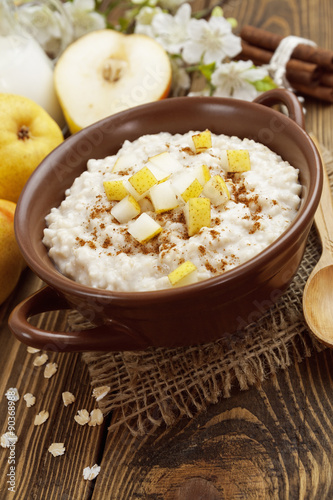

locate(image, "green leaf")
(251, 76), (277, 92)
(198, 62), (216, 81)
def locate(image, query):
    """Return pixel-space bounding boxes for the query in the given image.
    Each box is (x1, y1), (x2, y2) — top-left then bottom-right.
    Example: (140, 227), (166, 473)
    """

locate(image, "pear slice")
(128, 213), (162, 243)
(103, 180), (128, 201)
(203, 175), (230, 206)
(112, 153), (138, 173)
(192, 129), (212, 153)
(111, 195), (140, 223)
(168, 261), (198, 287)
(128, 166), (157, 196)
(148, 152), (183, 174)
(221, 150), (251, 172)
(171, 172), (202, 202)
(149, 180), (179, 213)
(184, 197), (211, 237)
(181, 178), (203, 202)
(194, 164), (211, 186)
(54, 30), (172, 133)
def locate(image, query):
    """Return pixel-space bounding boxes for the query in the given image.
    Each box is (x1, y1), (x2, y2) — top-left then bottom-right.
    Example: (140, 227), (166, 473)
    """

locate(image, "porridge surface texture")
(43, 131), (301, 291)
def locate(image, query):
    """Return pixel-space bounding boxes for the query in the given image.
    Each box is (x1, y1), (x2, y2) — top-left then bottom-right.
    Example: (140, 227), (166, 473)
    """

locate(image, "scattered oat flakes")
(34, 410), (49, 426)
(62, 391), (75, 407)
(44, 362), (58, 379)
(88, 409), (104, 427)
(83, 464), (101, 481)
(74, 409), (90, 426)
(27, 346), (40, 354)
(1, 432), (18, 448)
(92, 386), (110, 402)
(5, 388), (19, 401)
(23, 393), (36, 407)
(33, 354), (49, 367)
(48, 443), (65, 457)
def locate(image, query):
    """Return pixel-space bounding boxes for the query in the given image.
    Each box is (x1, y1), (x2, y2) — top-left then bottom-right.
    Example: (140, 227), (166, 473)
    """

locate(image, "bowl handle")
(8, 285), (148, 352)
(253, 88), (305, 129)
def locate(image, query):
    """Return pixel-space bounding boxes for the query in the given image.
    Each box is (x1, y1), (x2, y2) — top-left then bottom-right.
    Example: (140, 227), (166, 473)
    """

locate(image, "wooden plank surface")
(1, 0), (333, 498)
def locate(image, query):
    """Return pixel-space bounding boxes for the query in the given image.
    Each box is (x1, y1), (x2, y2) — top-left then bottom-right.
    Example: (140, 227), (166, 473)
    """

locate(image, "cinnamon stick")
(320, 72), (333, 87)
(240, 25), (333, 70)
(238, 41), (321, 86)
(291, 82), (333, 103)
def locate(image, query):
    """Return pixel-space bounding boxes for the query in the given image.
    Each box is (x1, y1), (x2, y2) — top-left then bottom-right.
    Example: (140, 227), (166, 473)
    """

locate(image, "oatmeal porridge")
(42, 130), (302, 291)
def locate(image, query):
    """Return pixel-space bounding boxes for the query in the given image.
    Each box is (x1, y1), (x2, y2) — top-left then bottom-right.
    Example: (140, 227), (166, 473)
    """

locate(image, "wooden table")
(1, 0), (333, 498)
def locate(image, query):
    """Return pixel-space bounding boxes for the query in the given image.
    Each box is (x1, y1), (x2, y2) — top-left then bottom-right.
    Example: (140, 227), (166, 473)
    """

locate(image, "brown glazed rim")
(15, 91), (322, 304)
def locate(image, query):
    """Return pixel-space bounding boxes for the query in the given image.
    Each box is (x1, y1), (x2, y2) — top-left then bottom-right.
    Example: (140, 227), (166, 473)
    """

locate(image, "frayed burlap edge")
(73, 144), (332, 437)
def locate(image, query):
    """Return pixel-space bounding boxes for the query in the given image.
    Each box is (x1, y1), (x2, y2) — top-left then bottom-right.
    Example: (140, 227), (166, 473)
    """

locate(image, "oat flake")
(27, 346), (40, 354)
(62, 391), (75, 407)
(33, 354), (49, 367)
(23, 393), (36, 407)
(92, 386), (110, 402)
(1, 432), (18, 448)
(5, 388), (19, 401)
(48, 443), (65, 457)
(74, 409), (90, 426)
(34, 410), (49, 426)
(44, 362), (58, 379)
(83, 464), (101, 480)
(88, 409), (104, 427)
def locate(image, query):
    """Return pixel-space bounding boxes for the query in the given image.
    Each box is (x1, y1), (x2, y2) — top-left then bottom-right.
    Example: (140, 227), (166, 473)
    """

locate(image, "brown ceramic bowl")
(9, 89), (322, 352)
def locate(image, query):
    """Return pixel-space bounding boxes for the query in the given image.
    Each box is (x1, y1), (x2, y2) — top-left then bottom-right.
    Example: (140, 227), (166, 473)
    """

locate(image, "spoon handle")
(310, 134), (333, 263)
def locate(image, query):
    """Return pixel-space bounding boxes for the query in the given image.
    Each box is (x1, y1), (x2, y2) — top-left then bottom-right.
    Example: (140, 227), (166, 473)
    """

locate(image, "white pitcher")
(0, 0), (73, 127)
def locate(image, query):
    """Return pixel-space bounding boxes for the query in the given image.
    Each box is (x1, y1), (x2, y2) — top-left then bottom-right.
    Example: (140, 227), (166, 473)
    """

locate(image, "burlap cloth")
(70, 144), (332, 437)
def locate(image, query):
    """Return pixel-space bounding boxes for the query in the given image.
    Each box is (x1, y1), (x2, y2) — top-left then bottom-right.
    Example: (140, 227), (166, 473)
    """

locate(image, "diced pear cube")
(149, 181), (179, 214)
(192, 129), (212, 153)
(195, 164), (211, 186)
(221, 149), (251, 172)
(148, 151), (182, 174)
(181, 178), (203, 202)
(112, 152), (137, 172)
(138, 197), (154, 212)
(184, 197), (211, 237)
(146, 161), (170, 183)
(168, 261), (198, 287)
(203, 175), (230, 207)
(103, 180), (128, 201)
(111, 195), (141, 223)
(128, 213), (162, 243)
(128, 166), (157, 196)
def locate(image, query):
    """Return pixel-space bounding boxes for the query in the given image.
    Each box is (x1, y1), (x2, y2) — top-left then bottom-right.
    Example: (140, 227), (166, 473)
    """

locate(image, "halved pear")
(54, 30), (172, 133)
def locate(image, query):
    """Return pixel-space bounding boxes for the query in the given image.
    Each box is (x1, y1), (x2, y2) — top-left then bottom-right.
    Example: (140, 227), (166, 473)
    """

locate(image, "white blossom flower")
(134, 6), (163, 37)
(150, 3), (192, 54)
(15, 3), (73, 59)
(183, 15), (242, 65)
(211, 60), (269, 101)
(158, 0), (188, 11)
(131, 0), (158, 5)
(63, 0), (106, 41)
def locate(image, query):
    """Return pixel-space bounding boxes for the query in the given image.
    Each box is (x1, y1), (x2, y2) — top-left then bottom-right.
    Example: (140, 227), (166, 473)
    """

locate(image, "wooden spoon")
(302, 134), (333, 347)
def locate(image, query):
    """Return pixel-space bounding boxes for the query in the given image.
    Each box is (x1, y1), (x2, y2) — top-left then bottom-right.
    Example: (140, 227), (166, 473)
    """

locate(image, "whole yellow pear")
(0, 199), (26, 305)
(0, 93), (64, 203)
